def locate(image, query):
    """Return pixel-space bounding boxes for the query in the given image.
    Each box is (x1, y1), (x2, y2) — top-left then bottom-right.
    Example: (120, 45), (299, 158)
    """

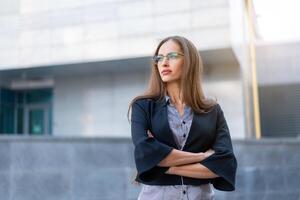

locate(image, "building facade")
(0, 0), (246, 139)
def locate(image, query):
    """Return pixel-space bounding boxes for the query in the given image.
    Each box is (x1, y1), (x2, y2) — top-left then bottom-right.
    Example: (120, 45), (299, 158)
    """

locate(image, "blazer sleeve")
(131, 100), (173, 182)
(200, 103), (237, 191)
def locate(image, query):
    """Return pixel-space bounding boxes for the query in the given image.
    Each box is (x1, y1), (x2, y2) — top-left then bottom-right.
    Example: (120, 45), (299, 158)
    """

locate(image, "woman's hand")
(147, 130), (154, 138)
(204, 149), (215, 159)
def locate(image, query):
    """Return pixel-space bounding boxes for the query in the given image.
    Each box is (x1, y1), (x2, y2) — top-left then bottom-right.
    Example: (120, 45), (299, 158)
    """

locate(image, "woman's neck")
(166, 81), (184, 105)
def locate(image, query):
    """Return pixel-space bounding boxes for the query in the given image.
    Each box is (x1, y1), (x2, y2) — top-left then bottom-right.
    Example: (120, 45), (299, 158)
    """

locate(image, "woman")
(128, 36), (237, 200)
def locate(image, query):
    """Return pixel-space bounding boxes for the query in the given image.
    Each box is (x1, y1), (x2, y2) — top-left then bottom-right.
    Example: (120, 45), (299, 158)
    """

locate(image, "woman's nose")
(161, 57), (169, 66)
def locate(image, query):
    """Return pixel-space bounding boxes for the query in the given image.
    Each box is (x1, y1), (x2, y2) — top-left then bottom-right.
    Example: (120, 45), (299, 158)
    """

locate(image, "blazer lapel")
(153, 98), (178, 148)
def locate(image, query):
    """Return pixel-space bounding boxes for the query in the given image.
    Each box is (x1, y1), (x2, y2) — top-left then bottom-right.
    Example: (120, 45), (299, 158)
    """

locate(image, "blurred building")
(0, 0), (245, 138)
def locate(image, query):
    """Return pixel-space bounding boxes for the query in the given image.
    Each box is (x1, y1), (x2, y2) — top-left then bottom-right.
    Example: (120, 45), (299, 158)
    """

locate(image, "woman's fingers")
(204, 149), (215, 158)
(147, 130), (154, 138)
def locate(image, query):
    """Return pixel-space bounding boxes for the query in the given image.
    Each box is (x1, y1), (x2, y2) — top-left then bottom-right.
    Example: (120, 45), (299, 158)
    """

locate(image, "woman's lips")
(162, 70), (172, 75)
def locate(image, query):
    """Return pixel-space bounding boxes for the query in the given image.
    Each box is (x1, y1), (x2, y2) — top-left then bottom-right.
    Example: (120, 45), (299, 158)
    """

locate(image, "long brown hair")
(127, 35), (216, 121)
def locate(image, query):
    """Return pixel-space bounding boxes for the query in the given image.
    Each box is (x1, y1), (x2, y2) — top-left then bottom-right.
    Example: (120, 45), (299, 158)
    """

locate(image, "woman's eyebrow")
(157, 51), (176, 56)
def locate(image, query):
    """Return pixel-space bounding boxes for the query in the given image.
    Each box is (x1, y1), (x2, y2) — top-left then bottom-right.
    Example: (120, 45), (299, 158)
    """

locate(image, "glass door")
(24, 105), (49, 135)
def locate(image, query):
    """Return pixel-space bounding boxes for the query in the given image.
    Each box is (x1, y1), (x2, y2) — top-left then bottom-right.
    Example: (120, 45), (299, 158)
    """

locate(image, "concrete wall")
(0, 0), (231, 69)
(0, 137), (299, 200)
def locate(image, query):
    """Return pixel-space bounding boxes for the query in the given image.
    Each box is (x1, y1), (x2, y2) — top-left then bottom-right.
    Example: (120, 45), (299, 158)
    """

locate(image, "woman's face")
(156, 40), (184, 83)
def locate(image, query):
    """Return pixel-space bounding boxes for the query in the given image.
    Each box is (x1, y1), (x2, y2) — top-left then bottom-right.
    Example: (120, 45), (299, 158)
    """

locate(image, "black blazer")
(130, 97), (237, 191)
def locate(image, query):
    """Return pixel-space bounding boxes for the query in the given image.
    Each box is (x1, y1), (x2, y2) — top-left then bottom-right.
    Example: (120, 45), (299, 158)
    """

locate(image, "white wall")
(204, 64), (245, 139)
(53, 70), (148, 137)
(256, 42), (300, 86)
(0, 0), (232, 69)
(53, 63), (244, 139)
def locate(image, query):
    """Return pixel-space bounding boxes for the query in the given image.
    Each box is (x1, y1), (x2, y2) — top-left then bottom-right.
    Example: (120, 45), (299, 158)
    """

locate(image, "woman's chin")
(162, 79), (171, 83)
(162, 78), (178, 83)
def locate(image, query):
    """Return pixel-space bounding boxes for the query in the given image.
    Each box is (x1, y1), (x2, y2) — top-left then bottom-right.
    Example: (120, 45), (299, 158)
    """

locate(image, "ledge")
(0, 135), (299, 144)
(233, 138), (300, 145)
(0, 135), (131, 143)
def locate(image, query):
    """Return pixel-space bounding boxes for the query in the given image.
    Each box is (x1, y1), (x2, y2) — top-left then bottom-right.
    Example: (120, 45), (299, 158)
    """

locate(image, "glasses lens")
(153, 55), (163, 63)
(167, 52), (179, 59)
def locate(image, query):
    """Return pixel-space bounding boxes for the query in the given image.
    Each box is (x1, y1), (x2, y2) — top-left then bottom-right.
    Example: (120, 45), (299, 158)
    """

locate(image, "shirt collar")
(164, 94), (191, 111)
(165, 94), (174, 106)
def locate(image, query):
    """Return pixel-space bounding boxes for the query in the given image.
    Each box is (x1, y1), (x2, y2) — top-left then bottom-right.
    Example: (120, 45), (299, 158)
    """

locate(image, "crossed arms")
(131, 102), (237, 190)
(148, 130), (219, 179)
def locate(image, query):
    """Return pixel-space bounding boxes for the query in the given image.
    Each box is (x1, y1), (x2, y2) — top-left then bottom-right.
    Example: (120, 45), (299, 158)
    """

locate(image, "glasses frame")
(152, 52), (184, 64)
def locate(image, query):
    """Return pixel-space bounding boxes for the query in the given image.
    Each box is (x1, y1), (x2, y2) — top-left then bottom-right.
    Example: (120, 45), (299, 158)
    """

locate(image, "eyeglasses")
(152, 52), (184, 64)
